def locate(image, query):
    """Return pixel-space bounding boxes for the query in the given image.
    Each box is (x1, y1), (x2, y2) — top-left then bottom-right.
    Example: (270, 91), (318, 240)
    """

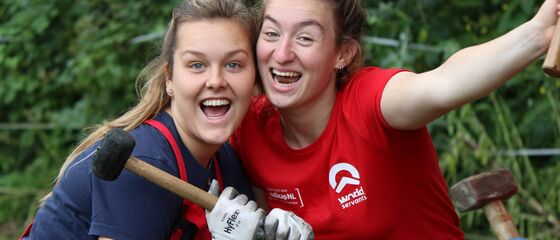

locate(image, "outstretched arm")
(381, 0), (560, 130)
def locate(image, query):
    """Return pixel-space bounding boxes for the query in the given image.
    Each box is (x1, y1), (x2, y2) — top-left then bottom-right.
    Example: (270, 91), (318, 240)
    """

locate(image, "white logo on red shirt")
(329, 163), (368, 209)
(266, 187), (304, 208)
(329, 163), (360, 193)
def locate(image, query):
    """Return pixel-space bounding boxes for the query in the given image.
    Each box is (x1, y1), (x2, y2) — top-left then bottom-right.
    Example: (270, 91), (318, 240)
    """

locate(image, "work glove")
(206, 180), (266, 240)
(264, 208), (314, 240)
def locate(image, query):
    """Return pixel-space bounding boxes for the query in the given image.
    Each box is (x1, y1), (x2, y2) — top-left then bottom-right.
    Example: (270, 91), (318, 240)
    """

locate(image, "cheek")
(238, 75), (256, 98)
(229, 69), (255, 96)
(305, 48), (336, 72)
(256, 40), (271, 63)
(173, 75), (200, 99)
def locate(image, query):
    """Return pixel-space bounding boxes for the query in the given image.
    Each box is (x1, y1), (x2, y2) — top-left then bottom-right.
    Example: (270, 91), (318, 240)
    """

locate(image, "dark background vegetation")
(1, 0), (559, 239)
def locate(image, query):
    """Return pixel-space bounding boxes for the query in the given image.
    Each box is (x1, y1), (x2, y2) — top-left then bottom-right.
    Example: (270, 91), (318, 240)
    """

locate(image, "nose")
(272, 38), (295, 64)
(206, 68), (227, 90)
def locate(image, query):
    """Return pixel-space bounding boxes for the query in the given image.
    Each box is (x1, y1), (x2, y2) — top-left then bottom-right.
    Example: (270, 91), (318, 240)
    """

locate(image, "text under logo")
(329, 163), (368, 209)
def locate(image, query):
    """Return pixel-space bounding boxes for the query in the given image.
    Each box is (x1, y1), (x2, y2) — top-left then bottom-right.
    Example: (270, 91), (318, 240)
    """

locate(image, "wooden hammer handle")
(543, 19), (560, 77)
(483, 201), (520, 240)
(125, 156), (219, 211)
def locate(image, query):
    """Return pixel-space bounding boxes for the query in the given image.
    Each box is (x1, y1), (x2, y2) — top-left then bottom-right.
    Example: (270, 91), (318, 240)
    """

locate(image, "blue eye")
(192, 63), (203, 69)
(226, 62), (241, 70)
(189, 62), (206, 72)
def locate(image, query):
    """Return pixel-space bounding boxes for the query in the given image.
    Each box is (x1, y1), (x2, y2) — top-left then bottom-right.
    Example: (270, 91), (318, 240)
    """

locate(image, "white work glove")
(264, 208), (314, 240)
(206, 180), (266, 240)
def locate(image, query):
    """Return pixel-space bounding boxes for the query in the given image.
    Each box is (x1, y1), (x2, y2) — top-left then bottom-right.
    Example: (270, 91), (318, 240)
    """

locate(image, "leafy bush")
(1, 0), (558, 239)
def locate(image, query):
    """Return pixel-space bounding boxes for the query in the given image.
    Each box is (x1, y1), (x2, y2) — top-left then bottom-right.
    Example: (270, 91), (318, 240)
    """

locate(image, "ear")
(334, 39), (358, 70)
(164, 62), (174, 96)
(164, 62), (173, 85)
(164, 62), (172, 81)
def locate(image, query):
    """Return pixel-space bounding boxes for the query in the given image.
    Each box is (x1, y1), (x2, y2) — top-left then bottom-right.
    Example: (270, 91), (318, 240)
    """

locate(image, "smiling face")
(167, 19), (255, 150)
(257, 0), (344, 111)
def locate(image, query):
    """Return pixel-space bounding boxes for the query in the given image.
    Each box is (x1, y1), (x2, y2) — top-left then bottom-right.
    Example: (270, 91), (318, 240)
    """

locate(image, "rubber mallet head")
(92, 128), (135, 181)
(90, 127), (222, 212)
(450, 168), (518, 212)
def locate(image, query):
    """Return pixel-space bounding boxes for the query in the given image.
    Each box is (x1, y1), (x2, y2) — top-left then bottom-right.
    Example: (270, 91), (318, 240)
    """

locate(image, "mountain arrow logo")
(329, 163), (360, 193)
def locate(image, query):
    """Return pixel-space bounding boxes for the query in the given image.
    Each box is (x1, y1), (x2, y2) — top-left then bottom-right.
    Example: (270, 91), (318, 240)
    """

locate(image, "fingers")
(286, 212), (313, 240)
(208, 179), (220, 196)
(245, 198), (259, 211)
(265, 209), (292, 240)
(264, 216), (279, 240)
(220, 186), (241, 200)
(232, 191), (249, 206)
(253, 209), (266, 240)
(306, 232), (315, 240)
(264, 209), (313, 240)
(206, 185), (267, 240)
(217, 186), (254, 211)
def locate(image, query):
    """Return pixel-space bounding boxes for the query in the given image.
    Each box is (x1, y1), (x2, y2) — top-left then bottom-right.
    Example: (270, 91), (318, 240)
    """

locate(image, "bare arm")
(381, 0), (560, 130)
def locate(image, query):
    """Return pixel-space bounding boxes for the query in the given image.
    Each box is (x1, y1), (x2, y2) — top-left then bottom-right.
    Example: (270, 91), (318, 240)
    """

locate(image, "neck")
(165, 108), (219, 167)
(280, 85), (337, 149)
(181, 133), (219, 167)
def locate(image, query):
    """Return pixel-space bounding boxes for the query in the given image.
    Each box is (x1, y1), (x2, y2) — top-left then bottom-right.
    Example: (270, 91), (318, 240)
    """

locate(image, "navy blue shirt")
(27, 112), (254, 239)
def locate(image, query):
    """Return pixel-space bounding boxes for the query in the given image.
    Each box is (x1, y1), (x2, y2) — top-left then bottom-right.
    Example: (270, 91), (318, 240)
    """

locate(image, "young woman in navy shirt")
(22, 0), (266, 239)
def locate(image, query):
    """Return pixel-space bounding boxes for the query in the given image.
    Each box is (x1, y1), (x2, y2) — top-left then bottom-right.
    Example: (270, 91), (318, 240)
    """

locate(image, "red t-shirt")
(232, 67), (463, 239)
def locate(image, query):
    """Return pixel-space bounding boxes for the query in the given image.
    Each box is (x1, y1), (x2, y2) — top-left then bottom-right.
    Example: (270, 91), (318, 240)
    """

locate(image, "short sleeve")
(341, 67), (407, 140)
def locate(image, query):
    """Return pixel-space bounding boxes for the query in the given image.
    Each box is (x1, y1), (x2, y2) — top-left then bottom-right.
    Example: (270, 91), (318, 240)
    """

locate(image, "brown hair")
(258, 0), (366, 88)
(42, 0), (257, 203)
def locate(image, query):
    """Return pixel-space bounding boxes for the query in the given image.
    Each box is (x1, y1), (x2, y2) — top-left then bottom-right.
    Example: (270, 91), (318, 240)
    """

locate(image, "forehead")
(263, 0), (335, 30)
(175, 19), (252, 53)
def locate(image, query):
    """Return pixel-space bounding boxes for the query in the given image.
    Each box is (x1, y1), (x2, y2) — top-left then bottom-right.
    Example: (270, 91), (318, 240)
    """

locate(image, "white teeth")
(272, 69), (301, 77)
(202, 99), (230, 107)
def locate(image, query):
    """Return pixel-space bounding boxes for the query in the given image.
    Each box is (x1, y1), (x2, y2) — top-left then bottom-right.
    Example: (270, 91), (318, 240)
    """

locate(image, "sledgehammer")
(92, 128), (218, 210)
(543, 19), (560, 77)
(450, 168), (521, 240)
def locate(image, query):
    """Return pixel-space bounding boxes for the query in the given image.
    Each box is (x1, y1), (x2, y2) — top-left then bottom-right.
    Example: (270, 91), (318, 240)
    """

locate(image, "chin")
(265, 94), (295, 109)
(202, 132), (232, 145)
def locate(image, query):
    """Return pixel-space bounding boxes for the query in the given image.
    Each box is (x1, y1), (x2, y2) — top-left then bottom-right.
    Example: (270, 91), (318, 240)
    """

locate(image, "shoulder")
(129, 124), (167, 155)
(242, 95), (278, 127)
(341, 66), (409, 99)
(128, 123), (177, 173)
(249, 95), (275, 115)
(348, 67), (407, 85)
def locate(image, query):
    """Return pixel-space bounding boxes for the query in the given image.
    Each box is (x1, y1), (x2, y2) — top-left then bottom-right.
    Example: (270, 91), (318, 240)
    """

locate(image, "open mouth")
(200, 99), (231, 118)
(271, 68), (302, 87)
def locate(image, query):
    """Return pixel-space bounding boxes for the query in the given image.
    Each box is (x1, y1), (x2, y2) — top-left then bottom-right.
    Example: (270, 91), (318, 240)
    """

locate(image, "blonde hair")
(42, 0), (256, 203)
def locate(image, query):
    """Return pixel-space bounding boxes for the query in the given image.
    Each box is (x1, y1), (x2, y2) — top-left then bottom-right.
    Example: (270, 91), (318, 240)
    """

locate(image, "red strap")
(144, 119), (212, 240)
(18, 222), (33, 240)
(170, 228), (183, 240)
(145, 120), (188, 182)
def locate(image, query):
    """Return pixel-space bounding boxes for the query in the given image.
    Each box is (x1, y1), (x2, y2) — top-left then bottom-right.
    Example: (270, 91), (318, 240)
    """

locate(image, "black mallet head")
(92, 128), (136, 181)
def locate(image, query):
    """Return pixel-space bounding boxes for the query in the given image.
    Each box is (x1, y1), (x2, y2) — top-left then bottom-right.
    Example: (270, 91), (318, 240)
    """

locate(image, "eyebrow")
(180, 49), (249, 59)
(263, 15), (325, 33)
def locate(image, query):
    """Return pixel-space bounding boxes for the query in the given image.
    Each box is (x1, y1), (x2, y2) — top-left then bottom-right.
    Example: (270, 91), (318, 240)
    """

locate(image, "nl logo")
(329, 163), (368, 209)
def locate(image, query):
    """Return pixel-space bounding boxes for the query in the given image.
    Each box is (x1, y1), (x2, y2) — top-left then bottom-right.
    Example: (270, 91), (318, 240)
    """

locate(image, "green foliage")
(0, 0), (176, 238)
(363, 0), (560, 238)
(0, 0), (559, 239)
